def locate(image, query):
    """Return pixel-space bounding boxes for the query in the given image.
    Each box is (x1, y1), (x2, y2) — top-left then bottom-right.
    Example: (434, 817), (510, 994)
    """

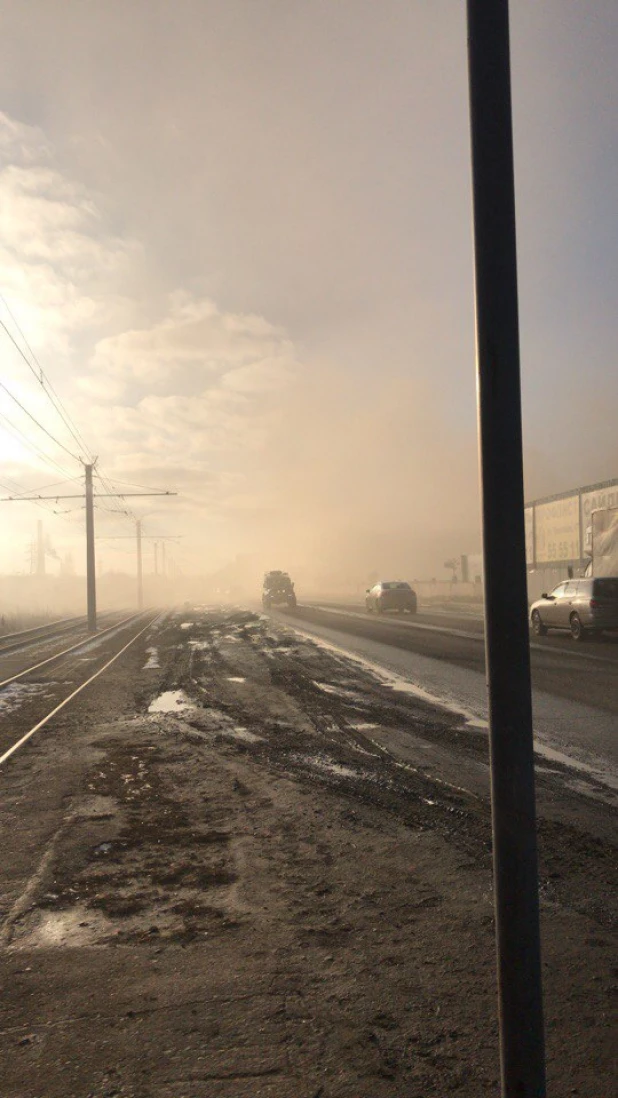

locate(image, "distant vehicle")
(262, 570), (297, 610)
(530, 577), (618, 641)
(365, 580), (417, 615)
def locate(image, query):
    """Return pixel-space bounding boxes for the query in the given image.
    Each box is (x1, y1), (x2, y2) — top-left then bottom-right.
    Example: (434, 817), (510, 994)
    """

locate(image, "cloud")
(0, 112), (141, 359)
(87, 295), (298, 396)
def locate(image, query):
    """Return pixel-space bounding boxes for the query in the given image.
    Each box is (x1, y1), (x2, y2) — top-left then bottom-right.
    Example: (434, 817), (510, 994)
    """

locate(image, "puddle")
(0, 682), (45, 713)
(227, 676), (246, 683)
(148, 690), (196, 714)
(143, 646), (159, 669)
(348, 721), (378, 731)
(180, 622), (195, 630)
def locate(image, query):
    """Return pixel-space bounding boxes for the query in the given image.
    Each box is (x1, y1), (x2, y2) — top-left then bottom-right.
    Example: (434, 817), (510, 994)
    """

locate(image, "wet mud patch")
(9, 730), (240, 948)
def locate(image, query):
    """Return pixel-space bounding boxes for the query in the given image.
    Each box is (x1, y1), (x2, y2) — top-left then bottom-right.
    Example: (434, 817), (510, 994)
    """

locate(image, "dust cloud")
(213, 361), (481, 597)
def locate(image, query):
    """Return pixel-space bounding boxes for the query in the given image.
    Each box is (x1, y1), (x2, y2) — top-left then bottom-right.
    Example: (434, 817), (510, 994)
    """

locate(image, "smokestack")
(36, 520), (46, 577)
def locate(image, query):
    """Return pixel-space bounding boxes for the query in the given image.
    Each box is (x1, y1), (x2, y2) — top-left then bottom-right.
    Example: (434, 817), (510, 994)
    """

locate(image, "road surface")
(269, 601), (618, 808)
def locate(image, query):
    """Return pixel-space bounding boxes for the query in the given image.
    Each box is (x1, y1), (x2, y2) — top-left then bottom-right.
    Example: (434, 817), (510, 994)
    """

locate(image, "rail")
(0, 610), (129, 657)
(0, 610), (153, 690)
(0, 611), (162, 767)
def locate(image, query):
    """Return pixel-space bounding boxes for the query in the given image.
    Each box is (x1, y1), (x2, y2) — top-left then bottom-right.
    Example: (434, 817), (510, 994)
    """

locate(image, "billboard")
(534, 494), (580, 564)
(524, 506), (534, 563)
(525, 479), (618, 568)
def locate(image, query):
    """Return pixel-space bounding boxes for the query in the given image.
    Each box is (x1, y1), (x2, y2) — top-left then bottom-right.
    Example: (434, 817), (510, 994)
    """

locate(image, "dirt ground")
(0, 608), (615, 1097)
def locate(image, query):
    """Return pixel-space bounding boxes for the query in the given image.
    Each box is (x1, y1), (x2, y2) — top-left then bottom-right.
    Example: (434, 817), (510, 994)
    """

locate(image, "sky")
(0, 1), (616, 588)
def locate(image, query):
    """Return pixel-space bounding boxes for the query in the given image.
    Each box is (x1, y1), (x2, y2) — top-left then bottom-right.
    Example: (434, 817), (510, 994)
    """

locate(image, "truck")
(584, 506), (618, 577)
(262, 570), (297, 610)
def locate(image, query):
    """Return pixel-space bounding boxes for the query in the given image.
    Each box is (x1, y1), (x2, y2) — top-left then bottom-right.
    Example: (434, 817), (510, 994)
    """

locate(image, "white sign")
(534, 495), (580, 563)
(524, 507), (534, 563)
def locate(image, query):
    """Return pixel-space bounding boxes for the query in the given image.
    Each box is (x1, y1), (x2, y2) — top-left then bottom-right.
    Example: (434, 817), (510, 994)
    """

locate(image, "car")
(262, 570), (297, 610)
(530, 577), (618, 641)
(365, 580), (417, 615)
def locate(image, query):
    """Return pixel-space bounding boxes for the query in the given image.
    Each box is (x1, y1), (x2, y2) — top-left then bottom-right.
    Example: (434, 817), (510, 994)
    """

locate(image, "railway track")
(0, 609), (153, 690)
(0, 609), (163, 766)
(0, 615), (91, 657)
(0, 610), (129, 657)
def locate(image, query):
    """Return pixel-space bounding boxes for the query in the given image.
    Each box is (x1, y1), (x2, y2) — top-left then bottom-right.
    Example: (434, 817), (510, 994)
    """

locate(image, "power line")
(13, 475), (84, 494)
(0, 299), (95, 462)
(0, 408), (80, 481)
(99, 474), (175, 494)
(0, 377), (81, 463)
(94, 467), (136, 521)
(0, 477), (84, 525)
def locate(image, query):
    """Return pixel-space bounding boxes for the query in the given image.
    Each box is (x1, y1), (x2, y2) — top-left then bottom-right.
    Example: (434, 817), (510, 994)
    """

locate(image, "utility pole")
(85, 462), (97, 632)
(161, 541), (166, 578)
(154, 541), (159, 576)
(97, 529), (181, 610)
(136, 519), (143, 610)
(1, 479), (176, 630)
(467, 3), (546, 1096)
(36, 520), (46, 576)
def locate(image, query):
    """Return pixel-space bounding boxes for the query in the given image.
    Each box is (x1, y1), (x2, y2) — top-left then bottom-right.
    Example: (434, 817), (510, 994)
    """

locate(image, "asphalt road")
(270, 601), (618, 802)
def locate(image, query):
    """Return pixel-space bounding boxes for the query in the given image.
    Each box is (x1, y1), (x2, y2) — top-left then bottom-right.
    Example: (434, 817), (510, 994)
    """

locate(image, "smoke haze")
(0, 1), (615, 596)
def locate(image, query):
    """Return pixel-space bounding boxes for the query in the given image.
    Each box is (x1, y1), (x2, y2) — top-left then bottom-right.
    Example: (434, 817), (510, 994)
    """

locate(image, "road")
(0, 607), (614, 1096)
(269, 601), (618, 806)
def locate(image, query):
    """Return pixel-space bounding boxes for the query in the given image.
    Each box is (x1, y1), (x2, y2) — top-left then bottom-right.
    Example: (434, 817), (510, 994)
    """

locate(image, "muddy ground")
(0, 608), (615, 1097)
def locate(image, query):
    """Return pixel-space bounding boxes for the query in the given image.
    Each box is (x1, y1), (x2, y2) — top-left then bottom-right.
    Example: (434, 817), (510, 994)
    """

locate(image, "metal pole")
(162, 541), (166, 578)
(466, 4), (546, 1097)
(154, 541), (159, 577)
(84, 463), (97, 632)
(137, 520), (143, 610)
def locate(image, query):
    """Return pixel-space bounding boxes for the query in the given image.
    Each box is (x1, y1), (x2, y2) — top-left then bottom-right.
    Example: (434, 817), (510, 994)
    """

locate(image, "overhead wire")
(97, 474), (174, 494)
(0, 408), (81, 481)
(0, 311), (133, 526)
(0, 300), (174, 542)
(0, 476), (85, 526)
(0, 377), (81, 462)
(0, 297), (95, 462)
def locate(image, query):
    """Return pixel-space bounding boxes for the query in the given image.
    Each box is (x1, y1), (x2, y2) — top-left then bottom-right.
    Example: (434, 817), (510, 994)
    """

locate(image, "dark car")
(365, 580), (417, 615)
(530, 577), (618, 641)
(262, 570), (297, 610)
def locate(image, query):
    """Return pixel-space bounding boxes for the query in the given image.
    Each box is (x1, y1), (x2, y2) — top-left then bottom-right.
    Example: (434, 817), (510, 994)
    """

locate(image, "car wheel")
(375, 602), (383, 614)
(570, 613), (587, 641)
(366, 603), (372, 613)
(531, 610), (547, 637)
